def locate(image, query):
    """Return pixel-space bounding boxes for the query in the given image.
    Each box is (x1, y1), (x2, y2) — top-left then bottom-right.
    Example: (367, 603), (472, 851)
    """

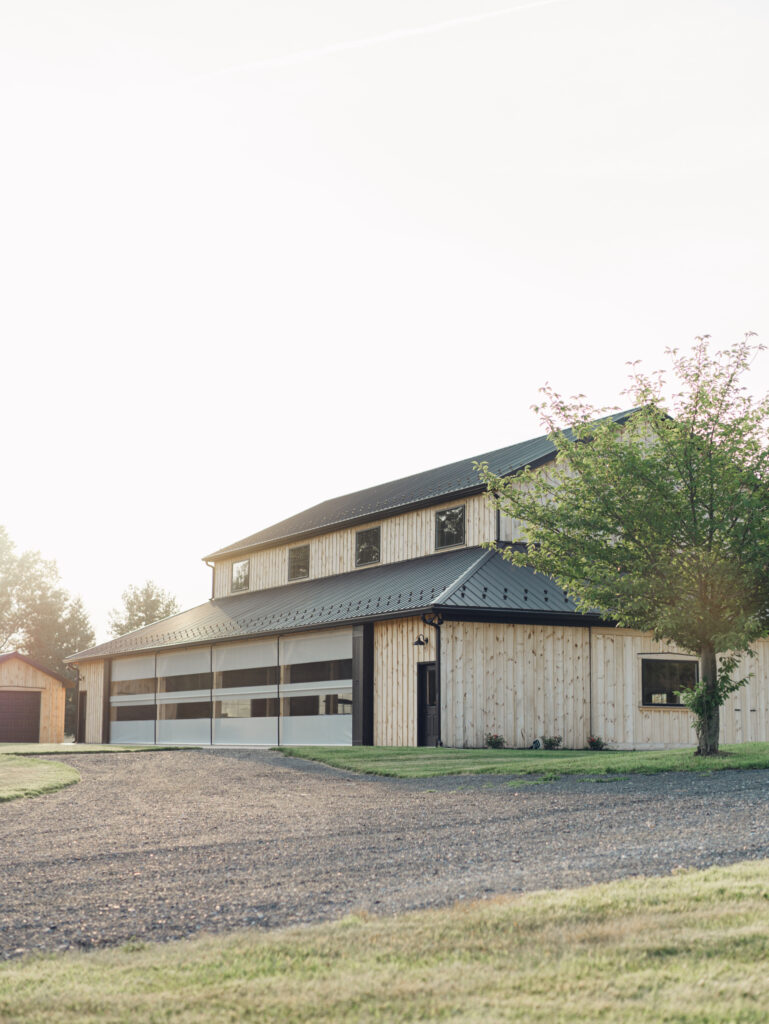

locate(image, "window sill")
(639, 704), (690, 712)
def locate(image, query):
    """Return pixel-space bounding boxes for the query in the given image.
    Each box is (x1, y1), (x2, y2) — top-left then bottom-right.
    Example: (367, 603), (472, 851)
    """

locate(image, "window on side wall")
(435, 505), (466, 549)
(231, 559), (249, 593)
(641, 658), (698, 706)
(355, 525), (381, 567)
(288, 544), (310, 581)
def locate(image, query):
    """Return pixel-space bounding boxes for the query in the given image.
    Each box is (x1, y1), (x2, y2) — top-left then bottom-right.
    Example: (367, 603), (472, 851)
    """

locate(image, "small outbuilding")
(0, 652), (74, 743)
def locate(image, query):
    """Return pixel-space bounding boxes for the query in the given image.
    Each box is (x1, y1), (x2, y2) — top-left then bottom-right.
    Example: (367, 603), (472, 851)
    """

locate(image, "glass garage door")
(279, 629), (352, 745)
(109, 628), (353, 746)
(212, 638), (280, 745)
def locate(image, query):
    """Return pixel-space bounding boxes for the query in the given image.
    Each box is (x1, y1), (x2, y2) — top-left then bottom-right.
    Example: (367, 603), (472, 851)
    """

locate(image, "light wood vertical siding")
(590, 630), (697, 748)
(441, 622), (590, 749)
(373, 617), (435, 746)
(719, 641), (769, 744)
(78, 659), (108, 743)
(437, 625), (769, 751)
(0, 659), (69, 743)
(213, 493), (498, 597)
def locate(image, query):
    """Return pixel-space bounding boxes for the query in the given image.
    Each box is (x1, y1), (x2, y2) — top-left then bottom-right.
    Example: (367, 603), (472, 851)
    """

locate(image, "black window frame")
(435, 504), (466, 550)
(355, 525), (381, 567)
(288, 544), (310, 581)
(641, 657), (698, 707)
(231, 559), (250, 593)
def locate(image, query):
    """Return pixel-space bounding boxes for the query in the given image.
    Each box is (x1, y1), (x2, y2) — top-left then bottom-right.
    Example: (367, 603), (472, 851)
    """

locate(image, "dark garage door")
(0, 690), (41, 742)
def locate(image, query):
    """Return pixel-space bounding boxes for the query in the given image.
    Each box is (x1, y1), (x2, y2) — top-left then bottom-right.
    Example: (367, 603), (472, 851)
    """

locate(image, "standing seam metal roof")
(204, 410), (636, 560)
(67, 547), (598, 662)
(203, 434), (560, 559)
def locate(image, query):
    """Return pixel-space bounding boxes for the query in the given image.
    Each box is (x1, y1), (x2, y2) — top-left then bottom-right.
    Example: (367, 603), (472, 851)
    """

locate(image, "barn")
(68, 421), (769, 750)
(0, 652), (74, 744)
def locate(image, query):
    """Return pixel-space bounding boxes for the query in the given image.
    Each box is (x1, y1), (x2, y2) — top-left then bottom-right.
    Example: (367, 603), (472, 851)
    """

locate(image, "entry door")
(417, 662), (440, 746)
(77, 692), (88, 743)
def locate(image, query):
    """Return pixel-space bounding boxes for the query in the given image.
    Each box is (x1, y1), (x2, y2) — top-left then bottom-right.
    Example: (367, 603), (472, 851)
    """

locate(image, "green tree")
(479, 337), (769, 755)
(0, 526), (96, 734)
(108, 581), (180, 638)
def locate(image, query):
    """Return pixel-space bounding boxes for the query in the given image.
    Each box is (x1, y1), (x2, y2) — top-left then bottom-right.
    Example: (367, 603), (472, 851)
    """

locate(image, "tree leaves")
(108, 582), (180, 638)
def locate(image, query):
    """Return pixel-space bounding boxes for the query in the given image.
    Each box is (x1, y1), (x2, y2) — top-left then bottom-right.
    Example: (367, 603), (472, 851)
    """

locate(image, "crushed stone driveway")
(2, 748), (769, 958)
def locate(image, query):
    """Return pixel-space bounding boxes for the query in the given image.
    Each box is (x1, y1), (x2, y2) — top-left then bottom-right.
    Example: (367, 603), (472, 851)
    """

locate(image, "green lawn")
(3, 859), (769, 1022)
(277, 742), (769, 779)
(0, 754), (80, 801)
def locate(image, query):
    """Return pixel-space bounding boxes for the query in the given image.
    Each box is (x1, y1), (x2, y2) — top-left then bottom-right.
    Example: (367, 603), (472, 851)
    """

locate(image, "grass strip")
(3, 860), (769, 1022)
(276, 742), (769, 779)
(0, 754), (80, 801)
(0, 744), (185, 756)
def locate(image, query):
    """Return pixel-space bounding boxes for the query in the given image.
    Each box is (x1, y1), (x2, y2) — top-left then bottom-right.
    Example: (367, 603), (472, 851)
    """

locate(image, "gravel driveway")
(2, 749), (769, 958)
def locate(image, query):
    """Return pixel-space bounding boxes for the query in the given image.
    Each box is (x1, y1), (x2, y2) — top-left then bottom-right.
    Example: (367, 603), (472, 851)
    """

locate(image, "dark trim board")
(101, 660), (111, 744)
(352, 623), (374, 745)
(435, 609), (612, 628)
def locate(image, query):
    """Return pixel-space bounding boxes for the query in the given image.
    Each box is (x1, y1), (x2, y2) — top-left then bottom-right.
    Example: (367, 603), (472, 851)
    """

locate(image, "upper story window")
(288, 544), (310, 581)
(641, 657), (697, 706)
(231, 559), (249, 593)
(435, 505), (466, 549)
(355, 526), (381, 567)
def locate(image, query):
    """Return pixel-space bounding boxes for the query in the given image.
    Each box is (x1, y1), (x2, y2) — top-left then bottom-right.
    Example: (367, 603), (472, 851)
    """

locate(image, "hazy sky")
(1, 0), (767, 641)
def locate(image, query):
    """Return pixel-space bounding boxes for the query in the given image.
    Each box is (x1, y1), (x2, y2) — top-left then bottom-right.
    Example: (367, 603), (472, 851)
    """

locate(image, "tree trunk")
(697, 643), (720, 755)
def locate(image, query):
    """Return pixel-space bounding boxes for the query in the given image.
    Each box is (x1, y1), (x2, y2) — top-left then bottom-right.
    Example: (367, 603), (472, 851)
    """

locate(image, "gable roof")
(0, 651), (75, 686)
(204, 410), (637, 560)
(67, 547), (602, 663)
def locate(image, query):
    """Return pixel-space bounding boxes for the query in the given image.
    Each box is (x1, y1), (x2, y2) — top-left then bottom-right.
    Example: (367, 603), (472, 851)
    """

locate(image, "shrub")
(587, 735), (605, 750)
(542, 735), (562, 750)
(485, 733), (505, 749)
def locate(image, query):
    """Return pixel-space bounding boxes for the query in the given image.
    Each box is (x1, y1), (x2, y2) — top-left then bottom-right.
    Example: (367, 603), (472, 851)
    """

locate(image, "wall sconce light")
(413, 633), (428, 647)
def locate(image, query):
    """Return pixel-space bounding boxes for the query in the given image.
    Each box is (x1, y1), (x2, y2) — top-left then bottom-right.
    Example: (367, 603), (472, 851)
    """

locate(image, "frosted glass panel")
(112, 655), (156, 682)
(157, 647), (211, 677)
(156, 719), (211, 744)
(213, 638), (278, 672)
(280, 715), (352, 745)
(213, 717), (279, 745)
(111, 721), (155, 744)
(280, 628), (352, 665)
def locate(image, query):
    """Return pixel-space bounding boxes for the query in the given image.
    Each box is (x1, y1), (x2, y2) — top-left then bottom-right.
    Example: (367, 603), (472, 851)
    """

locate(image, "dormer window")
(231, 559), (249, 593)
(435, 505), (466, 549)
(288, 544), (310, 581)
(355, 526), (381, 567)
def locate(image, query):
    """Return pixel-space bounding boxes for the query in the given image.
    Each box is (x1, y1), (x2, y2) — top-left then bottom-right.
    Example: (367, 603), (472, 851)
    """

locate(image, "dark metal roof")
(0, 651), (75, 686)
(204, 411), (637, 560)
(68, 547), (601, 663)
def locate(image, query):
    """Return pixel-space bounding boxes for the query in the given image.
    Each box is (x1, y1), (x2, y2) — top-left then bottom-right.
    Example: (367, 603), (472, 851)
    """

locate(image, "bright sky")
(1, 0), (767, 642)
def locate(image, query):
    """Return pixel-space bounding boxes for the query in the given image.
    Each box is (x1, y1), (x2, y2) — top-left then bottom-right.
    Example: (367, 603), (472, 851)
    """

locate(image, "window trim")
(354, 524), (381, 568)
(639, 654), (698, 709)
(231, 558), (250, 593)
(434, 504), (467, 551)
(287, 543), (311, 582)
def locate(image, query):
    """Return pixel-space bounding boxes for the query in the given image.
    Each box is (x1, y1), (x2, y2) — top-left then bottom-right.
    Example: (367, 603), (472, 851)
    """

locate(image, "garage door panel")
(0, 690), (41, 742)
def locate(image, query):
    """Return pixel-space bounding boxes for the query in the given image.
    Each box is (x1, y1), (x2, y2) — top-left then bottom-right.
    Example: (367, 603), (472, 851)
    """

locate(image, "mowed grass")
(3, 860), (769, 1023)
(0, 754), (80, 801)
(277, 742), (769, 779)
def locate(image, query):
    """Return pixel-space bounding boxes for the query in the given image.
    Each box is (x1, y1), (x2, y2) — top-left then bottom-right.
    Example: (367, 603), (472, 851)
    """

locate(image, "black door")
(77, 691), (87, 743)
(417, 661), (440, 746)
